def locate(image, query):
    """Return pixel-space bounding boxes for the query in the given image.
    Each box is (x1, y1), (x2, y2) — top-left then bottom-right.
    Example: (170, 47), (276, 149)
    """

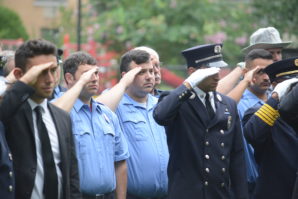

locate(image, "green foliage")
(252, 0), (298, 36)
(88, 0), (257, 67)
(0, 6), (28, 40)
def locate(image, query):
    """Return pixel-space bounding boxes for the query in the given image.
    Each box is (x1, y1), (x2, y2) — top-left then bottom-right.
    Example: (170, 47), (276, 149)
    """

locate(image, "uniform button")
(8, 185), (13, 192)
(182, 93), (185, 96)
(206, 129), (209, 133)
(179, 96), (182, 99)
(205, 141), (210, 146)
(9, 171), (13, 177)
(8, 153), (13, 161)
(220, 142), (225, 147)
(221, 155), (226, 160)
(221, 182), (225, 187)
(204, 181), (208, 186)
(222, 168), (226, 173)
(205, 154), (210, 160)
(205, 168), (210, 173)
(220, 129), (224, 134)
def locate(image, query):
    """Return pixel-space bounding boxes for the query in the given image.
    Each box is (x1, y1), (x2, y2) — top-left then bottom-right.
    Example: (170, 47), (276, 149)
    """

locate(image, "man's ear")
(121, 71), (126, 78)
(187, 67), (196, 75)
(64, 72), (74, 85)
(13, 68), (24, 80)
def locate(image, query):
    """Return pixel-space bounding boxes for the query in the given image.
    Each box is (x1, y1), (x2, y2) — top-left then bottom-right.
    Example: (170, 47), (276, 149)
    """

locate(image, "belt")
(82, 192), (113, 199)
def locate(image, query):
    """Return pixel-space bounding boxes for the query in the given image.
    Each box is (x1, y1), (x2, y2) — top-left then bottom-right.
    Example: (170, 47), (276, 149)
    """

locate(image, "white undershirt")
(28, 98), (62, 199)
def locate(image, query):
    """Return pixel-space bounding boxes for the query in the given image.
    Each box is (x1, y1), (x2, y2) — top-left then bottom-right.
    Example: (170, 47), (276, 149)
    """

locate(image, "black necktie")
(205, 93), (215, 119)
(35, 106), (58, 199)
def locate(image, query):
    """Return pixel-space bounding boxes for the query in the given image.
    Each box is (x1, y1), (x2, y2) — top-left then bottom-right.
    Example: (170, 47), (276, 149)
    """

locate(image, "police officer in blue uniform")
(153, 44), (248, 199)
(242, 57), (298, 199)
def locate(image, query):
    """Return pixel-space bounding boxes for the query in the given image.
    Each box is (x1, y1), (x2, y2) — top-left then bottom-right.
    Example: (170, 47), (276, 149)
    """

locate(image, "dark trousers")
(127, 193), (167, 199)
(82, 192), (114, 199)
(248, 181), (256, 199)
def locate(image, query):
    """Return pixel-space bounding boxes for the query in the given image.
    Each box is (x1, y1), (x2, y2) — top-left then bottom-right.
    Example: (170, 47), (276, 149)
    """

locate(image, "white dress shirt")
(28, 98), (62, 199)
(193, 87), (216, 112)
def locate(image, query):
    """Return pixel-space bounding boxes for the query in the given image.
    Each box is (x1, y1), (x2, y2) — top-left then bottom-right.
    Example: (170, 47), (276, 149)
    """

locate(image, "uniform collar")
(73, 98), (102, 113)
(193, 87), (214, 101)
(122, 93), (157, 110)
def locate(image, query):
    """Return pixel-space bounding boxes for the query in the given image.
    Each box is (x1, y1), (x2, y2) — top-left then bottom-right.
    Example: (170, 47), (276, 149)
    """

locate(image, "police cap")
(264, 57), (298, 82)
(181, 43), (228, 68)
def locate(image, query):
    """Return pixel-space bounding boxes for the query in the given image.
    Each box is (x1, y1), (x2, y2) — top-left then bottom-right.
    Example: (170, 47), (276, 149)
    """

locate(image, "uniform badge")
(214, 45), (222, 54)
(295, 59), (298, 67)
(227, 116), (232, 129)
(103, 113), (110, 124)
(216, 94), (222, 102)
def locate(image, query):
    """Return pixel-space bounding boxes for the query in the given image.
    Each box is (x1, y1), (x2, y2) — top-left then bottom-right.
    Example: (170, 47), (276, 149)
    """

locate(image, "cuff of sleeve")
(255, 99), (280, 126)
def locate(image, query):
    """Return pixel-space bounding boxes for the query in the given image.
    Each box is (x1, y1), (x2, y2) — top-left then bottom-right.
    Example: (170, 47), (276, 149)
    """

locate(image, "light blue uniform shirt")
(238, 89), (269, 183)
(116, 94), (169, 197)
(70, 98), (129, 195)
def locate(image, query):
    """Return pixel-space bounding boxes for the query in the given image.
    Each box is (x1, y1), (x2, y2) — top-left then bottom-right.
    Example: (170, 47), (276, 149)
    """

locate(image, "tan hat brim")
(242, 41), (291, 54)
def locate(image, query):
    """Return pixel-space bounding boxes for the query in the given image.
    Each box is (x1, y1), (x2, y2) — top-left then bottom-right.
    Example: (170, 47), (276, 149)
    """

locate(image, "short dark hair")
(119, 49), (150, 73)
(63, 51), (97, 76)
(15, 39), (57, 71)
(245, 49), (273, 69)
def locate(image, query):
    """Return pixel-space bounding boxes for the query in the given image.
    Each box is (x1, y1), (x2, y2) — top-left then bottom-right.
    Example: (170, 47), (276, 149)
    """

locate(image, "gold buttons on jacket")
(221, 182), (225, 187)
(220, 142), (225, 147)
(222, 168), (226, 173)
(204, 181), (208, 186)
(220, 129), (224, 134)
(9, 171), (13, 178)
(8, 185), (13, 192)
(221, 155), (226, 160)
(205, 155), (210, 160)
(205, 141), (210, 146)
(205, 168), (210, 173)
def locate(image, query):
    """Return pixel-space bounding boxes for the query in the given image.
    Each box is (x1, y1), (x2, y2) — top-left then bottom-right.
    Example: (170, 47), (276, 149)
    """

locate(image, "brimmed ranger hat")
(181, 43), (228, 68)
(264, 57), (298, 82)
(242, 27), (291, 54)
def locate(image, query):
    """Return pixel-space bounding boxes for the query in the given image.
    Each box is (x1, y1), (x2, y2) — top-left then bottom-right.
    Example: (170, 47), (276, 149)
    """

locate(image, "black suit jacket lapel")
(48, 104), (67, 180)
(208, 92), (228, 128)
(23, 102), (35, 139)
(187, 93), (210, 126)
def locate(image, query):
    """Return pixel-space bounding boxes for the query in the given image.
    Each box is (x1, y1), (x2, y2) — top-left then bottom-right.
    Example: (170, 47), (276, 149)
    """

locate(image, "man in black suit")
(1, 39), (81, 199)
(153, 44), (248, 199)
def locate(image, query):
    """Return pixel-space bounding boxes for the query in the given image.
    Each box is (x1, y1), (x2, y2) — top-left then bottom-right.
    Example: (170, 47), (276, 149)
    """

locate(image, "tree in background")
(0, 6), (28, 40)
(252, 0), (298, 38)
(86, 0), (257, 67)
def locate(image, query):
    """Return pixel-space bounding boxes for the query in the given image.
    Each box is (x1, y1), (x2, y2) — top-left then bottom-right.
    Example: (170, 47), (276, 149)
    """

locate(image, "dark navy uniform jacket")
(153, 85), (248, 199)
(278, 84), (298, 199)
(243, 97), (298, 199)
(0, 122), (14, 199)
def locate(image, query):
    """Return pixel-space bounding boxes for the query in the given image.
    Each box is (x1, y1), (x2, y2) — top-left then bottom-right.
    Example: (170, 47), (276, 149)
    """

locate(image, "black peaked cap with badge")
(181, 43), (228, 68)
(264, 57), (298, 82)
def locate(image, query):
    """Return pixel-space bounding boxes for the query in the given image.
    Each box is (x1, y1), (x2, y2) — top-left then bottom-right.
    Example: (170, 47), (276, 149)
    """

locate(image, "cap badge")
(295, 59), (298, 67)
(214, 45), (222, 54)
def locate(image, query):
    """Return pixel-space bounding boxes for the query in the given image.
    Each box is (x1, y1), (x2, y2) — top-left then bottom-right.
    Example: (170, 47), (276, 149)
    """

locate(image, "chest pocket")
(121, 113), (148, 141)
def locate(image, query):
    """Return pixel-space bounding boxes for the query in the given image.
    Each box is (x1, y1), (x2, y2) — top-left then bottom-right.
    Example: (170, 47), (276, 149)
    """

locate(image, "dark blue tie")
(35, 106), (58, 199)
(205, 93), (215, 119)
